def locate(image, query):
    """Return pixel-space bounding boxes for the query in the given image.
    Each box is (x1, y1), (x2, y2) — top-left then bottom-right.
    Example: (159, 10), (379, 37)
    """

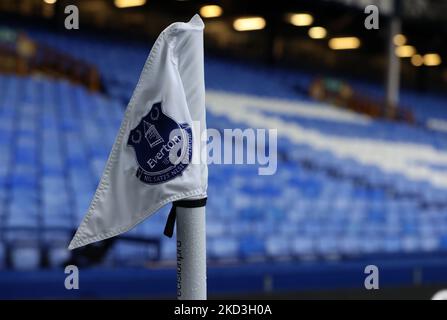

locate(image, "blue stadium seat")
(266, 236), (290, 257)
(160, 238), (176, 261)
(11, 247), (40, 270)
(1, 29), (447, 271)
(0, 244), (4, 269)
(208, 238), (238, 260)
(48, 247), (70, 268)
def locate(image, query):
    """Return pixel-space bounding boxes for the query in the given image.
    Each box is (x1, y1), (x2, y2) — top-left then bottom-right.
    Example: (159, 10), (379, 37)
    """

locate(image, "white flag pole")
(167, 14), (207, 300)
(176, 205), (207, 300)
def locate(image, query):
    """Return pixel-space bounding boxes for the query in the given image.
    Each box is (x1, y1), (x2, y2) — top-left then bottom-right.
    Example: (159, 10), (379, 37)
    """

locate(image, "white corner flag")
(68, 15), (208, 252)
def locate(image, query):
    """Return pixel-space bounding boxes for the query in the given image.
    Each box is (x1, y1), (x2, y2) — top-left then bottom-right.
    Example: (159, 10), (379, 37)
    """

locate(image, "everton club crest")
(127, 102), (192, 184)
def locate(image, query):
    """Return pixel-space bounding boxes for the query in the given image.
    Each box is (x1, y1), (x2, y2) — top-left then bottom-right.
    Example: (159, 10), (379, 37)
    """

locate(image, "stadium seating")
(0, 29), (447, 274)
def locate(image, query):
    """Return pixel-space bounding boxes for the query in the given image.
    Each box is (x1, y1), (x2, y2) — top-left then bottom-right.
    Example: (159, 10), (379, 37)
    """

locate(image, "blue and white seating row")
(1, 28), (447, 269)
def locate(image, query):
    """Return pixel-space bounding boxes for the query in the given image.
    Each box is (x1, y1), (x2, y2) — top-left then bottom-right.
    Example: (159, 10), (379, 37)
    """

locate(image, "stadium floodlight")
(308, 26), (327, 39)
(393, 34), (406, 46)
(200, 5), (223, 18)
(233, 17), (266, 31)
(411, 54), (424, 67)
(424, 53), (442, 66)
(287, 13), (314, 27)
(328, 37), (360, 50)
(114, 0), (146, 8)
(395, 45), (415, 58)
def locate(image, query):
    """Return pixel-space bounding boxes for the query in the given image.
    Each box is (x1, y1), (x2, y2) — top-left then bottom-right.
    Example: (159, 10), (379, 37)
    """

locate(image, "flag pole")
(176, 204), (207, 300)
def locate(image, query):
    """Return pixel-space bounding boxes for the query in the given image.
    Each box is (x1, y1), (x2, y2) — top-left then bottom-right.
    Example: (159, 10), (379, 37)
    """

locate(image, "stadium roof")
(0, 0), (446, 91)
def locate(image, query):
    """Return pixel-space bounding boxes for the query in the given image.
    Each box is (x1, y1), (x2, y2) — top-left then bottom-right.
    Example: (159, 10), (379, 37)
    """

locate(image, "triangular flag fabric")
(69, 15), (208, 250)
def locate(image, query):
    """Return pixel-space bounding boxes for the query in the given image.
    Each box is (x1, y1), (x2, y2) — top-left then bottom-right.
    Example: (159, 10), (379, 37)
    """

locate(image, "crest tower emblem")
(127, 102), (192, 184)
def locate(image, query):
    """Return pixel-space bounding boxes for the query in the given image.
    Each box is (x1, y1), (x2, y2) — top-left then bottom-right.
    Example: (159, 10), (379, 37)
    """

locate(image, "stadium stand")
(1, 28), (447, 297)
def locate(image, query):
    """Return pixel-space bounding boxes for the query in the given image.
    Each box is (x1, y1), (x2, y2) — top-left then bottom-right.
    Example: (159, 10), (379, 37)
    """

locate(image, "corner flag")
(68, 15), (208, 250)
